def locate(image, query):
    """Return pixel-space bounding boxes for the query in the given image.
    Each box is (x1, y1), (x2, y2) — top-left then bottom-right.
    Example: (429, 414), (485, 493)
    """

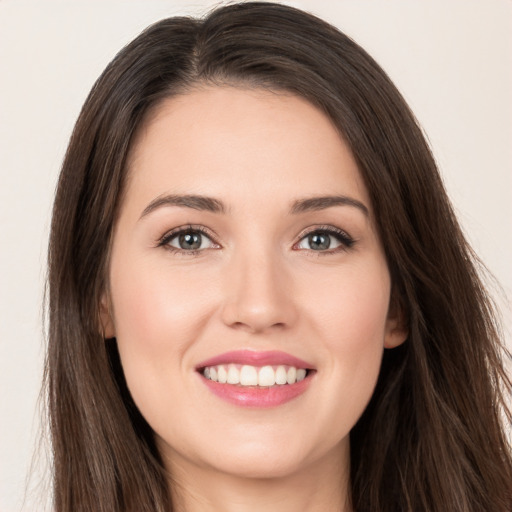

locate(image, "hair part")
(46, 3), (512, 511)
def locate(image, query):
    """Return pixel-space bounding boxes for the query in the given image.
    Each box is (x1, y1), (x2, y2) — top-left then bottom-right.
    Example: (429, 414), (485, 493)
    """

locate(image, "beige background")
(1, 1), (511, 510)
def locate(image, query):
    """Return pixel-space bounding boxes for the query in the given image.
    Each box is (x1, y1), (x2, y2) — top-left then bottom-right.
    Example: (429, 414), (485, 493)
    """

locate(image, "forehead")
(124, 86), (370, 214)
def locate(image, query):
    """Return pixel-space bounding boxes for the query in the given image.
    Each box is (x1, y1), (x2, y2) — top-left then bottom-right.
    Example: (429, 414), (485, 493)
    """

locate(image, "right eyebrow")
(139, 194), (226, 220)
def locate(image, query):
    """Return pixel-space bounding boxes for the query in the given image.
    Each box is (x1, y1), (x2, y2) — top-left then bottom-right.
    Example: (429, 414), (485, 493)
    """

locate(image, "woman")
(46, 2), (512, 511)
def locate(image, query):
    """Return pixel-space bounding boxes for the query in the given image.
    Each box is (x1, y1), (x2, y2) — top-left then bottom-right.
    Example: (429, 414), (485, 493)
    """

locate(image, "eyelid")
(157, 224), (221, 251)
(156, 223), (354, 254)
(293, 224), (355, 251)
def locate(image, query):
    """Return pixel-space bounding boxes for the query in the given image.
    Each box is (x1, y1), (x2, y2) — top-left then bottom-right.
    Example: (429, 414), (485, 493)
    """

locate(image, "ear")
(99, 293), (116, 339)
(384, 293), (408, 349)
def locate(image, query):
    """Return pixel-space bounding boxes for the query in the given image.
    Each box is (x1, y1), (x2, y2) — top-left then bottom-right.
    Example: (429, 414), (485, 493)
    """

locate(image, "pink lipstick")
(196, 350), (314, 408)
(197, 350), (313, 369)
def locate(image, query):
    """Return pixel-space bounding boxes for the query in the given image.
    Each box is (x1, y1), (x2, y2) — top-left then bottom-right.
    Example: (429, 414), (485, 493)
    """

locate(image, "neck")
(164, 443), (352, 512)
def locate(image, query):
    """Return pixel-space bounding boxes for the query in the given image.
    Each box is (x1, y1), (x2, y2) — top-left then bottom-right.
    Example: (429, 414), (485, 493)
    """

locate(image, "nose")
(220, 247), (297, 334)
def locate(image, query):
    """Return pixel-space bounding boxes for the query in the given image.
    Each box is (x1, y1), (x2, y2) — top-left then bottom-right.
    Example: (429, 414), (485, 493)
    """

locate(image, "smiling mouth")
(197, 351), (315, 407)
(200, 364), (311, 387)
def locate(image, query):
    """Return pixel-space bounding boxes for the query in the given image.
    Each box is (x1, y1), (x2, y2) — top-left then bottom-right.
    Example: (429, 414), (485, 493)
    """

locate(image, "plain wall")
(1, 1), (510, 510)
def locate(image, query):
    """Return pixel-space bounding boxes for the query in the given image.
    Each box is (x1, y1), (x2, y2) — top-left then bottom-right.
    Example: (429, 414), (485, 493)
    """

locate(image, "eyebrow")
(139, 193), (369, 220)
(291, 195), (369, 216)
(140, 194), (226, 219)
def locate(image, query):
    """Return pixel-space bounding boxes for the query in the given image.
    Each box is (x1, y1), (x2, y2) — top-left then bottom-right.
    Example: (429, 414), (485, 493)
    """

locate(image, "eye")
(159, 226), (218, 253)
(295, 227), (354, 252)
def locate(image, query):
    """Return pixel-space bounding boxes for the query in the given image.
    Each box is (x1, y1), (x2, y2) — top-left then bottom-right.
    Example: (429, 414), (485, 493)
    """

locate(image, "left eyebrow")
(290, 195), (369, 216)
(139, 194), (226, 219)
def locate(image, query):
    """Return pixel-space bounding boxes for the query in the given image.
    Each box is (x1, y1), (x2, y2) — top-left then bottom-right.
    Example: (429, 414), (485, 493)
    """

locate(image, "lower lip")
(200, 374), (312, 408)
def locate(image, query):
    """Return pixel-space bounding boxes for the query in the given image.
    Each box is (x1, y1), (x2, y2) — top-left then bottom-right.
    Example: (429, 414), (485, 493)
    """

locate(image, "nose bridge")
(221, 238), (295, 333)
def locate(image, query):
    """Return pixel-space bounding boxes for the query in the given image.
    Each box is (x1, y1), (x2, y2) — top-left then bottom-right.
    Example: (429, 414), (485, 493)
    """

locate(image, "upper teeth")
(203, 364), (307, 387)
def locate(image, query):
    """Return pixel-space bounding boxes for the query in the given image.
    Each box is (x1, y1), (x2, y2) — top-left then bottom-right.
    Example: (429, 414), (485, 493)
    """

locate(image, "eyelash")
(157, 225), (219, 256)
(157, 224), (355, 255)
(293, 225), (355, 254)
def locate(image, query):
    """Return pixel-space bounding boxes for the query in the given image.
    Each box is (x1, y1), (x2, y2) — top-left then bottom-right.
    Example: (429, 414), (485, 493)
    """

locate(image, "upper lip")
(196, 350), (314, 370)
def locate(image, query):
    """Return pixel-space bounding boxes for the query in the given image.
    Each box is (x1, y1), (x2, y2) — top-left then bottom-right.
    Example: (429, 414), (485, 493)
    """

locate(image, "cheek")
(304, 259), (390, 417)
(111, 255), (214, 348)
(108, 256), (217, 410)
(110, 266), (220, 448)
(306, 257), (391, 346)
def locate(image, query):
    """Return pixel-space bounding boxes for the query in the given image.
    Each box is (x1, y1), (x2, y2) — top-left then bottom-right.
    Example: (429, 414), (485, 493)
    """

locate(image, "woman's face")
(103, 87), (406, 482)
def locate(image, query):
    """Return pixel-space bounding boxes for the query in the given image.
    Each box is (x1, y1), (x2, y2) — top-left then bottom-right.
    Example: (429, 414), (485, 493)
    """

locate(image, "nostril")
(227, 320), (288, 334)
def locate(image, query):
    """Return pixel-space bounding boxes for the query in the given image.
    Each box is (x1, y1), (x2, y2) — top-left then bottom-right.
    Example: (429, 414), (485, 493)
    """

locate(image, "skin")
(102, 86), (407, 512)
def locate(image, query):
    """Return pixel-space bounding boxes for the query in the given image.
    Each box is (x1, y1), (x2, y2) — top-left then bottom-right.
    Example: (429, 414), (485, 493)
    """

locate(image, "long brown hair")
(46, 2), (512, 511)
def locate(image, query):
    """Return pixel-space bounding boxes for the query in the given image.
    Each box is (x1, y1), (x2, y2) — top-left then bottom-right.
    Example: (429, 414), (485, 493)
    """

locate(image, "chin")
(208, 450), (310, 480)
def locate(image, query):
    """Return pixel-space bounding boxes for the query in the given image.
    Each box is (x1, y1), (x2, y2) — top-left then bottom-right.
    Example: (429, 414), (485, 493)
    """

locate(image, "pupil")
(309, 232), (330, 250)
(179, 232), (201, 250)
